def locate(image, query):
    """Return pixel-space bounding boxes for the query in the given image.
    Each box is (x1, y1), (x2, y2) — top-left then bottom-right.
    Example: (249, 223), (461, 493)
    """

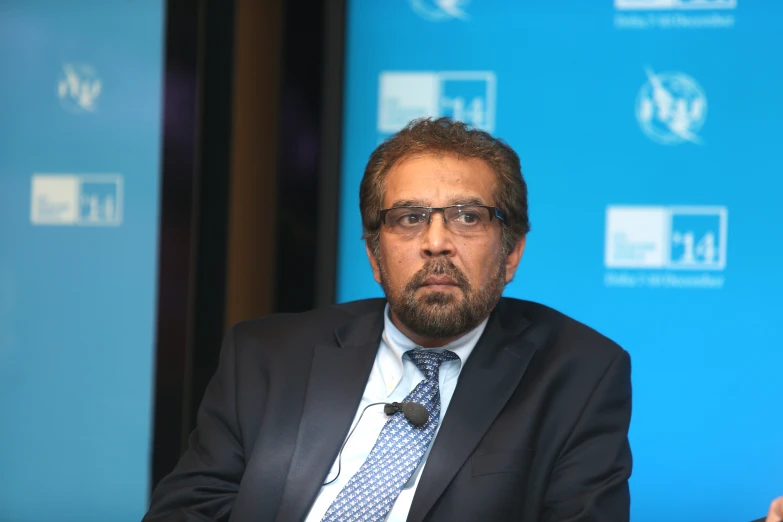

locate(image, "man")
(143, 117), (632, 522)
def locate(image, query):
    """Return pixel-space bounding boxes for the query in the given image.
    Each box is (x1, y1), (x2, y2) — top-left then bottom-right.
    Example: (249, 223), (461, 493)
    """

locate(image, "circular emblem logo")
(635, 68), (707, 145)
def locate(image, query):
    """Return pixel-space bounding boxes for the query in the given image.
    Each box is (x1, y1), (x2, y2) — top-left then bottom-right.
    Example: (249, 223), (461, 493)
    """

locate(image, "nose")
(420, 211), (454, 258)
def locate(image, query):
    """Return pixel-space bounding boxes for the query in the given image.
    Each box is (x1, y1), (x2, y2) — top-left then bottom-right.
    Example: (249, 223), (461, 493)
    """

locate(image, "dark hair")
(360, 117), (530, 257)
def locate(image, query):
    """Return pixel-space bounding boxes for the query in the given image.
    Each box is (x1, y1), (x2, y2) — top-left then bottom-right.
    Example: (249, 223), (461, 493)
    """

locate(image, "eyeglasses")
(379, 205), (504, 236)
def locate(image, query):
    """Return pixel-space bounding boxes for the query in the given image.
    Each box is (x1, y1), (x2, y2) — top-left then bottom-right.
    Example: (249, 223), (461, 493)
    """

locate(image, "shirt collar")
(378, 303), (489, 396)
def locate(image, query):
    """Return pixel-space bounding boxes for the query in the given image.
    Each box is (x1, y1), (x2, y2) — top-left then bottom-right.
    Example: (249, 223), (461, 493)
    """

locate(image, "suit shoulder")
(229, 298), (386, 347)
(501, 297), (627, 361)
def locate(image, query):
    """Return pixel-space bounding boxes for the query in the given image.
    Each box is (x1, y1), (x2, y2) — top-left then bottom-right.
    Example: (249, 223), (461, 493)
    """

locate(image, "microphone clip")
(383, 402), (403, 416)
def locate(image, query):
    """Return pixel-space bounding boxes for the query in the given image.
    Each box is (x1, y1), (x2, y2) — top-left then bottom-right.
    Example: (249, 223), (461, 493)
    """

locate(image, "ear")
(504, 236), (526, 284)
(365, 241), (382, 285)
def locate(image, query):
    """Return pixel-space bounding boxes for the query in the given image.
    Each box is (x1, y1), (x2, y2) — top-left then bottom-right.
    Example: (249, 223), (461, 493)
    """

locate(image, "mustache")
(406, 258), (470, 292)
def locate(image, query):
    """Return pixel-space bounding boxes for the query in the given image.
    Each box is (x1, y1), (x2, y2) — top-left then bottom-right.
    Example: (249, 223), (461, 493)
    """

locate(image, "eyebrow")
(387, 196), (488, 208)
(447, 196), (486, 206)
(388, 199), (429, 208)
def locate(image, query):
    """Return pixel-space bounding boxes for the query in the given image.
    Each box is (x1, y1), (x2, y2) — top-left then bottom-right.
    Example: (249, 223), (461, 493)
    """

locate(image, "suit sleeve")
(542, 350), (633, 522)
(143, 327), (246, 522)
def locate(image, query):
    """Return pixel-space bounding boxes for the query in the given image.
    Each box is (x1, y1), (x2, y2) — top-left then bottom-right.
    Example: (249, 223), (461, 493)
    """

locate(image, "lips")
(421, 275), (458, 286)
(405, 259), (469, 293)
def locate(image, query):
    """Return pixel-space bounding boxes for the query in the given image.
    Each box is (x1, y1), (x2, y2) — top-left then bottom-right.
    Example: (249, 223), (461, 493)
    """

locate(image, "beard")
(379, 255), (506, 340)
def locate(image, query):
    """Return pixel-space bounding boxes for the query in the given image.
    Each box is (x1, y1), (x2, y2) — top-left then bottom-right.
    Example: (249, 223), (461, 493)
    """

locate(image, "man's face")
(366, 153), (525, 344)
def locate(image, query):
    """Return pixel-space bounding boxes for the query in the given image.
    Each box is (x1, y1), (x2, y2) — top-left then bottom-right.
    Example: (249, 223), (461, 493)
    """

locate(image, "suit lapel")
(273, 306), (385, 522)
(407, 299), (538, 522)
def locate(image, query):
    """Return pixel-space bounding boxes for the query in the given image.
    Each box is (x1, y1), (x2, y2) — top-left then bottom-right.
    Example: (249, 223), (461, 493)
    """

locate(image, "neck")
(389, 309), (470, 348)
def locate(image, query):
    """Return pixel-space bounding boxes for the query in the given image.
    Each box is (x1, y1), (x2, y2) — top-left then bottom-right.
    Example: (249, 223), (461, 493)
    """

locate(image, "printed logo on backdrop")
(636, 67), (707, 145)
(30, 174), (123, 226)
(604, 205), (727, 288)
(57, 63), (102, 113)
(378, 71), (495, 136)
(614, 0), (736, 29)
(409, 0), (469, 21)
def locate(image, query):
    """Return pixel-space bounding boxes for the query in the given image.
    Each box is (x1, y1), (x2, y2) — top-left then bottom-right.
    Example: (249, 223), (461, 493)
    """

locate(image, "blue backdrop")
(0, 1), (165, 521)
(336, 1), (782, 520)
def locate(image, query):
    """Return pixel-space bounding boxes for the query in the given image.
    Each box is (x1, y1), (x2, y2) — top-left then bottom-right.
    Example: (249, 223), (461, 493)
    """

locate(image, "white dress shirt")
(304, 304), (488, 522)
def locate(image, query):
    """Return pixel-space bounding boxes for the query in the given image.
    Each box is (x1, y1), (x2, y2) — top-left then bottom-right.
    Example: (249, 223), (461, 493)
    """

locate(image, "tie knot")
(406, 349), (459, 381)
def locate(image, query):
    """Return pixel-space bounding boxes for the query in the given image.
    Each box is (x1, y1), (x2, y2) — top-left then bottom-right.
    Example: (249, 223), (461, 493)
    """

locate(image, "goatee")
(379, 256), (505, 340)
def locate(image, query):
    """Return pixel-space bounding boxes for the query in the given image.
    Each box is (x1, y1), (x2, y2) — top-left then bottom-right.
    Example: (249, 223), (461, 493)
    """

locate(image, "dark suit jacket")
(144, 297), (632, 522)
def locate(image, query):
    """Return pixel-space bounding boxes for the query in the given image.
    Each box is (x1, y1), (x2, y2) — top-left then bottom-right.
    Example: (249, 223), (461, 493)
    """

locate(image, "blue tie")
(320, 349), (459, 522)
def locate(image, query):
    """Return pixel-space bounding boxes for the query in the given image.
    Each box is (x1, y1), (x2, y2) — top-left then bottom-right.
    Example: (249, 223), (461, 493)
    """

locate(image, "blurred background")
(0, 0), (780, 521)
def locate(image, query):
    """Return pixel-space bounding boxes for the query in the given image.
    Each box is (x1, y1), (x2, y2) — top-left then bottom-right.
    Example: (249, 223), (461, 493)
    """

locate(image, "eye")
(453, 210), (482, 225)
(396, 213), (425, 227)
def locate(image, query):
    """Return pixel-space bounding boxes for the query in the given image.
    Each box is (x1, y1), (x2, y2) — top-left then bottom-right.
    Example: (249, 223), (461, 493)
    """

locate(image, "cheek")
(461, 242), (503, 279)
(380, 241), (421, 279)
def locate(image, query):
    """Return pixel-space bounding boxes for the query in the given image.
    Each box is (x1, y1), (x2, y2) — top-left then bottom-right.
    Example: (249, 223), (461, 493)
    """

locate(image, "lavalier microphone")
(323, 401), (431, 485)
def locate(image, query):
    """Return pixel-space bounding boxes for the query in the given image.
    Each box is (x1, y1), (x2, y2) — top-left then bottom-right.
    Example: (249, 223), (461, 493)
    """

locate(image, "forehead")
(382, 153), (497, 207)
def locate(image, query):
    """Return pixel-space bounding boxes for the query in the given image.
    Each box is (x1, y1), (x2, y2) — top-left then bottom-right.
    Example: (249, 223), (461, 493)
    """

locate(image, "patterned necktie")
(320, 349), (459, 522)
